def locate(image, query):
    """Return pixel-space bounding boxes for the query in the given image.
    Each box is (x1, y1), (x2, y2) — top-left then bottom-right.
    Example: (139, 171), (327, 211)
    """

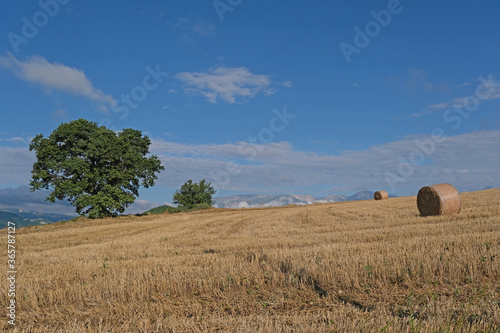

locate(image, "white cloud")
(0, 53), (115, 106)
(413, 75), (500, 117)
(175, 66), (273, 103)
(149, 131), (500, 195)
(405, 68), (451, 94)
(189, 21), (216, 37)
(0, 137), (28, 145)
(387, 68), (451, 97)
(175, 18), (216, 40)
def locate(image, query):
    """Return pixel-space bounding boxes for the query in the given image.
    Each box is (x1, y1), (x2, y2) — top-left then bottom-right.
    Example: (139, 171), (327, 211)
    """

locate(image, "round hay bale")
(374, 190), (388, 200)
(417, 183), (461, 216)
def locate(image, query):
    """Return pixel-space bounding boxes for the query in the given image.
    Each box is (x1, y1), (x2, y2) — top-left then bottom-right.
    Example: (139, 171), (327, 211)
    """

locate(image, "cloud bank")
(0, 131), (498, 214)
(0, 146), (35, 186)
(0, 186), (75, 216)
(150, 130), (500, 194)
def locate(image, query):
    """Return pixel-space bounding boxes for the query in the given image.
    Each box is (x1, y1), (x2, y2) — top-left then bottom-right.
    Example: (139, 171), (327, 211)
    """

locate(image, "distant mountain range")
(1, 191), (397, 227)
(213, 191), (396, 209)
(0, 210), (75, 229)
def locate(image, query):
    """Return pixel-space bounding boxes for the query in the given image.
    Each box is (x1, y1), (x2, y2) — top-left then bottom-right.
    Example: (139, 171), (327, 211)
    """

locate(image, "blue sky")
(1, 0), (499, 215)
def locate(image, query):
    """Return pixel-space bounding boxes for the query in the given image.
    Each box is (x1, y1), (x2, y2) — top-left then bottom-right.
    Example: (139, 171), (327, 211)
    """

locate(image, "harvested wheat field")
(1, 189), (499, 332)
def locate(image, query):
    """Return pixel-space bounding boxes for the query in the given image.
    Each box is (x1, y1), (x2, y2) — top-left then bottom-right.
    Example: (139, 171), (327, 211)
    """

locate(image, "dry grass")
(1, 189), (499, 332)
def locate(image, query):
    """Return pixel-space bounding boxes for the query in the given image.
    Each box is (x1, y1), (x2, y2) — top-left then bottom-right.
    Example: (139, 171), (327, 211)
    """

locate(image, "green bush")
(173, 179), (216, 209)
(144, 201), (213, 216)
(193, 202), (213, 210)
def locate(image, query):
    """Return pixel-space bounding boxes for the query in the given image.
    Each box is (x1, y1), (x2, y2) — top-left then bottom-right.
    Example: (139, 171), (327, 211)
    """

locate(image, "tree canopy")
(29, 119), (164, 218)
(173, 179), (216, 209)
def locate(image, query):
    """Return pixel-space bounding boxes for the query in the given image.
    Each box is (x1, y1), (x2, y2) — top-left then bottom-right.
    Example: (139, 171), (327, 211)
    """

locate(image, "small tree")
(29, 119), (164, 218)
(173, 179), (216, 209)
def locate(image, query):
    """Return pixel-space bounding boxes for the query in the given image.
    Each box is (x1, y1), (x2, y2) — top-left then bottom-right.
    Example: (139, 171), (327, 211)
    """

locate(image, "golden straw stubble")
(417, 183), (461, 216)
(374, 191), (388, 200)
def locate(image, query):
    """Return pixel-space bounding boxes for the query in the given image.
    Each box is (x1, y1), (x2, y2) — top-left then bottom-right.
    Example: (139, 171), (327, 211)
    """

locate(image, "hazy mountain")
(344, 191), (375, 201)
(322, 194), (348, 202)
(213, 191), (385, 209)
(214, 194), (305, 208)
(290, 195), (317, 203)
(0, 210), (75, 229)
(16, 211), (76, 222)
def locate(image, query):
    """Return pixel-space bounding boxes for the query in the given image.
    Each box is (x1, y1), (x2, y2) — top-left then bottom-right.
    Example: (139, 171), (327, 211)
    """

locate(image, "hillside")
(1, 189), (499, 332)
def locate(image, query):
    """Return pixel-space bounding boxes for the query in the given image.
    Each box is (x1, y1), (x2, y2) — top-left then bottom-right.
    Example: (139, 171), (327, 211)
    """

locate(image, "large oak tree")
(29, 119), (164, 218)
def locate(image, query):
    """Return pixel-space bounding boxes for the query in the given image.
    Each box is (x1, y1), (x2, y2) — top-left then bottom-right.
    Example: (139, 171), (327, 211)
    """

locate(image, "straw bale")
(374, 190), (389, 200)
(417, 183), (461, 216)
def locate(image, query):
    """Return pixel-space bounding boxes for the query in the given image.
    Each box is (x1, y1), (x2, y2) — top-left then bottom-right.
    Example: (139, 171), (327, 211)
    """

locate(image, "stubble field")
(1, 189), (499, 332)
